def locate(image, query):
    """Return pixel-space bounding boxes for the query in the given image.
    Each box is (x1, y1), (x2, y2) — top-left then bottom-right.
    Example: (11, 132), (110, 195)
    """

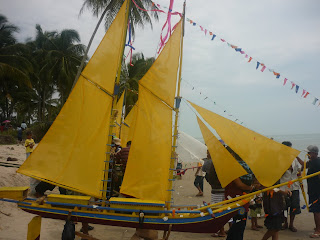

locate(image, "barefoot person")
(305, 145), (320, 238)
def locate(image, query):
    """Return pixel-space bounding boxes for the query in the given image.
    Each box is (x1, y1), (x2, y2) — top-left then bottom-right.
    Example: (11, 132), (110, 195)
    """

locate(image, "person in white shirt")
(194, 159), (206, 196)
(280, 141), (303, 232)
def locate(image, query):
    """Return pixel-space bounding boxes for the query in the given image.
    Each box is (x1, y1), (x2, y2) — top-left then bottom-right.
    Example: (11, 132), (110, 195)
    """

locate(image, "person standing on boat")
(194, 158), (205, 197)
(279, 141), (303, 232)
(202, 149), (227, 237)
(225, 146), (255, 240)
(305, 145), (320, 238)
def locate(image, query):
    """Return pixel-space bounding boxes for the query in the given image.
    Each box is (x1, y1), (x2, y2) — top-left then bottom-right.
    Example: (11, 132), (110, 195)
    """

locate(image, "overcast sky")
(2, 0), (320, 139)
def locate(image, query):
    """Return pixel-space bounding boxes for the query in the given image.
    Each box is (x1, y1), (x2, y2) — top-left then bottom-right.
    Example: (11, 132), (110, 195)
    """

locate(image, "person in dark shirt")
(261, 182), (291, 240)
(305, 145), (320, 238)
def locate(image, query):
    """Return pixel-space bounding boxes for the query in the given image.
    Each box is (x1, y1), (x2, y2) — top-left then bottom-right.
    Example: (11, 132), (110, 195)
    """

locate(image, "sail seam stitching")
(139, 83), (174, 110)
(81, 73), (114, 98)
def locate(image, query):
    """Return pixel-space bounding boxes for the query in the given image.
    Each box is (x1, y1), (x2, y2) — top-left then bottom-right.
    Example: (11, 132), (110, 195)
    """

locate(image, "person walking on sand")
(305, 145), (320, 238)
(194, 159), (205, 196)
(25, 131), (35, 159)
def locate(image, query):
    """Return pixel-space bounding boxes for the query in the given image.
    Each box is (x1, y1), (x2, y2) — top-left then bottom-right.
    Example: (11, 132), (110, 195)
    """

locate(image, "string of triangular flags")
(185, 17), (319, 108)
(148, 0), (319, 108)
(182, 79), (245, 125)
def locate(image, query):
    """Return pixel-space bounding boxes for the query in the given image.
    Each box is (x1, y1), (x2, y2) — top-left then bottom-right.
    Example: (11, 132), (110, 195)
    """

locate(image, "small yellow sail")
(120, 21), (182, 201)
(81, 0), (129, 94)
(189, 101), (300, 187)
(18, 77), (112, 197)
(197, 117), (247, 187)
(17, 0), (130, 198)
(120, 102), (138, 147)
(114, 92), (125, 138)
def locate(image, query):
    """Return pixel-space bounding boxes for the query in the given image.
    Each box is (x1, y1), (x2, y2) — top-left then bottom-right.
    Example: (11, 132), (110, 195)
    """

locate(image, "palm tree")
(47, 29), (86, 103)
(0, 14), (32, 120)
(80, 0), (159, 36)
(120, 52), (154, 114)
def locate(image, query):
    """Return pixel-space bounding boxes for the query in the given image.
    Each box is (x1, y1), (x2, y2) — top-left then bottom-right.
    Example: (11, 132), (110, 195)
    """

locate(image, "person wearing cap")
(305, 145), (320, 238)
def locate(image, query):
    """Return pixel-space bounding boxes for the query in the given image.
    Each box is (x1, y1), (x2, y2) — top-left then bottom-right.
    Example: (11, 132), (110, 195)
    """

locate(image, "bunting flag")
(256, 62), (260, 69)
(302, 89), (306, 97)
(313, 98), (318, 105)
(304, 92), (310, 98)
(165, 9), (319, 108)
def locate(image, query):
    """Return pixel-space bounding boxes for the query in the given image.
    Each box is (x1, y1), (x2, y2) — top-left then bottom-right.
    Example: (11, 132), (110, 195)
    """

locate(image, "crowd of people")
(192, 141), (320, 239)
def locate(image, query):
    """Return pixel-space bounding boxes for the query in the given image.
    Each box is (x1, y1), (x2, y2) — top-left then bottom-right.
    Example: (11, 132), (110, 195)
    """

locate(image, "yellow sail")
(190, 101), (300, 187)
(120, 21), (182, 201)
(114, 92), (125, 138)
(197, 117), (247, 187)
(17, 0), (130, 198)
(120, 103), (138, 147)
(81, 0), (129, 94)
(18, 77), (112, 197)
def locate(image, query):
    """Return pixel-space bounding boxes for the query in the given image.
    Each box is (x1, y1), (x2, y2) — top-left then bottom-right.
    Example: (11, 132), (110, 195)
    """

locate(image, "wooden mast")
(102, 0), (131, 205)
(166, 1), (186, 209)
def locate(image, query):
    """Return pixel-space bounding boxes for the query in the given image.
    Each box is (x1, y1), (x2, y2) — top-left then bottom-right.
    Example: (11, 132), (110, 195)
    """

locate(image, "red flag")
(301, 89), (306, 97)
(291, 82), (296, 89)
(283, 78), (288, 86)
(261, 66), (266, 72)
(248, 57), (252, 62)
(304, 92), (310, 98)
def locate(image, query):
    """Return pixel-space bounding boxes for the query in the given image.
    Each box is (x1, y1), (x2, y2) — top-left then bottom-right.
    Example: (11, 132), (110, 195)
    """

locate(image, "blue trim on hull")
(18, 204), (241, 225)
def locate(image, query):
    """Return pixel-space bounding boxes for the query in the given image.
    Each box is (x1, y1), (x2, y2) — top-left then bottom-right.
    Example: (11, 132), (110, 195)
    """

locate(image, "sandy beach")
(0, 144), (316, 239)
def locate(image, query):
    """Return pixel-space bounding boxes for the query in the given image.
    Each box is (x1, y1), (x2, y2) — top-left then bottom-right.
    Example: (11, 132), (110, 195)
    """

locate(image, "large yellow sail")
(197, 117), (247, 187)
(120, 102), (138, 147)
(17, 0), (130, 198)
(120, 21), (182, 201)
(190, 101), (300, 187)
(114, 92), (125, 138)
(18, 77), (112, 197)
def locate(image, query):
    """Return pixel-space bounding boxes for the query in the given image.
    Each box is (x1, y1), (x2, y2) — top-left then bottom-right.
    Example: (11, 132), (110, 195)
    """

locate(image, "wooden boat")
(0, 0), (307, 236)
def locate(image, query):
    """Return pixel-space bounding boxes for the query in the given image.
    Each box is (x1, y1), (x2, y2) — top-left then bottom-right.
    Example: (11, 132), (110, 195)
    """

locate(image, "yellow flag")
(190, 101), (300, 187)
(197, 117), (247, 187)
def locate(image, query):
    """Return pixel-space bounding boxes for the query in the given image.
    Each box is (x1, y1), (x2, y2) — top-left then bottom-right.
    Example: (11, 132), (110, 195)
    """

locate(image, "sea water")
(268, 133), (320, 159)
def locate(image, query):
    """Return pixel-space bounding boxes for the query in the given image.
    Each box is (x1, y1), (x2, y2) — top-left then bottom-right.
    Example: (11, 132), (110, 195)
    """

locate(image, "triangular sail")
(114, 92), (125, 138)
(120, 102), (138, 147)
(17, 0), (130, 198)
(197, 117), (247, 187)
(189, 101), (300, 187)
(120, 21), (182, 201)
(81, 0), (129, 94)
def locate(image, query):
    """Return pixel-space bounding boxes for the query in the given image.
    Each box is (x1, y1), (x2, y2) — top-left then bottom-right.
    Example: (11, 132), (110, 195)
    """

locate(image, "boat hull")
(19, 203), (240, 233)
